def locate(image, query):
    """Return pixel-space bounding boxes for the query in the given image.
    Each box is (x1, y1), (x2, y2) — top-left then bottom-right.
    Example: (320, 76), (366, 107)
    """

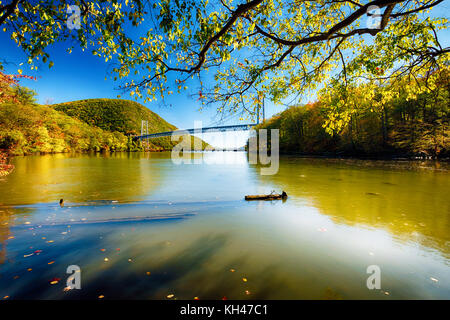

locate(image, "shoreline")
(3, 148), (450, 162)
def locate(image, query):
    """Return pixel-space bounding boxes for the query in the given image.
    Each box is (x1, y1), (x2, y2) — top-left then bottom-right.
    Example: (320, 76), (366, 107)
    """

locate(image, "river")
(0, 152), (449, 299)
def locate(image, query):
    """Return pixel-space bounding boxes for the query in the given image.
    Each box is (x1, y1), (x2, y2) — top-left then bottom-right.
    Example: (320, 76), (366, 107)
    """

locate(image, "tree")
(1, 0), (448, 118)
(0, 70), (36, 103)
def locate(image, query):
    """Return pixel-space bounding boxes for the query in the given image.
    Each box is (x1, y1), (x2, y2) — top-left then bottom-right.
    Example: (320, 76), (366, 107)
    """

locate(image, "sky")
(0, 2), (449, 148)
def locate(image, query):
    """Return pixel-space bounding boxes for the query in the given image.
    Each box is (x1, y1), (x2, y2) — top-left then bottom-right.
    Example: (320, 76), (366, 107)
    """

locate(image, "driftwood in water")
(245, 191), (287, 201)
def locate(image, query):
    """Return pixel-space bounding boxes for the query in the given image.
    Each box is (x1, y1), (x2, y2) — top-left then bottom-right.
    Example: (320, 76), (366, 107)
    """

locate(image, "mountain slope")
(52, 98), (208, 150)
(52, 99), (176, 135)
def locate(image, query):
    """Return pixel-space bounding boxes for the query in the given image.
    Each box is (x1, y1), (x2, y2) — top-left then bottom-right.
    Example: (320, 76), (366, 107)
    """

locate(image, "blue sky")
(0, 3), (448, 148)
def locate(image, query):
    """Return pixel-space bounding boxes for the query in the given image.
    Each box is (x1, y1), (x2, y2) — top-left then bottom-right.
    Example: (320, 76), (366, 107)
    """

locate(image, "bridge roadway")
(133, 124), (256, 140)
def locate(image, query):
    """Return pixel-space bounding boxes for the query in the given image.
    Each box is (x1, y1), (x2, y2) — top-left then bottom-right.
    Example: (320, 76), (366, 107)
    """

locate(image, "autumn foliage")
(257, 68), (450, 158)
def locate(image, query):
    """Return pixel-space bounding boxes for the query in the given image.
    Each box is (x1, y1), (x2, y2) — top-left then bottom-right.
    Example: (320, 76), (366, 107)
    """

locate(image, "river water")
(0, 152), (449, 299)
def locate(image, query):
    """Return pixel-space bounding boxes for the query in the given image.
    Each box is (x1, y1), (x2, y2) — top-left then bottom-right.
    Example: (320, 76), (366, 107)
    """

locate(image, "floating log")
(245, 191), (287, 201)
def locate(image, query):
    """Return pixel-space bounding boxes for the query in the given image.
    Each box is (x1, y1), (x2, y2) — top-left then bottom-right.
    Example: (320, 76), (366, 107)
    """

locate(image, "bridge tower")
(141, 120), (149, 151)
(256, 97), (265, 125)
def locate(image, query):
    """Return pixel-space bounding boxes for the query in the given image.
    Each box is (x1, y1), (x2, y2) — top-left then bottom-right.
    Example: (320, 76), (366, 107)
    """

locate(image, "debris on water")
(194, 297), (199, 300)
(24, 253), (34, 258)
(383, 291), (390, 295)
(230, 269), (235, 272)
(34, 250), (42, 254)
(98, 295), (105, 299)
(27, 268), (32, 272)
(242, 277), (248, 282)
(3, 296), (9, 299)
(146, 272), (151, 276)
(104, 258), (109, 262)
(430, 277), (438, 282)
(100, 248), (106, 252)
(128, 258), (132, 262)
(47, 240), (54, 243)
(49, 277), (61, 285)
(167, 294), (174, 299)
(245, 290), (251, 295)
(48, 261), (55, 265)
(7, 236), (14, 240)
(245, 191), (287, 201)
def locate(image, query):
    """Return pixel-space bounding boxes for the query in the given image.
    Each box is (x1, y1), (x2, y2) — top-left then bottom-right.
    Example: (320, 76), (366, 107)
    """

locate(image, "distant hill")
(52, 98), (207, 150)
(52, 99), (175, 135)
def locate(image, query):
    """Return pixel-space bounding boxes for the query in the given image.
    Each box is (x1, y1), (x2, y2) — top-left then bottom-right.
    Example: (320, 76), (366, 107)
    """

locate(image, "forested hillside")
(256, 68), (449, 158)
(0, 79), (208, 157)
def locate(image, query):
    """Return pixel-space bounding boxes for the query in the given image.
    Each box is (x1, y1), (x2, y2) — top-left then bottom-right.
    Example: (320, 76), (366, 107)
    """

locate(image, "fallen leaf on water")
(104, 258), (109, 262)
(7, 236), (14, 240)
(48, 261), (55, 265)
(245, 290), (251, 295)
(98, 295), (104, 299)
(430, 277), (438, 282)
(49, 278), (61, 285)
(47, 240), (54, 243)
(3, 296), (9, 299)
(128, 258), (132, 262)
(24, 253), (34, 258)
(230, 269), (235, 272)
(34, 250), (42, 254)
(27, 268), (32, 272)
(146, 272), (151, 276)
(242, 278), (248, 282)
(42, 237), (46, 240)
(100, 249), (106, 252)
(194, 297), (199, 300)
(384, 291), (390, 295)
(167, 294), (174, 299)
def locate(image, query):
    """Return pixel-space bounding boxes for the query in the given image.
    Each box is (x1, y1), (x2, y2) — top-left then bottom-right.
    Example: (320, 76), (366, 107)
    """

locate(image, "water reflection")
(255, 157), (450, 256)
(0, 152), (448, 299)
(0, 152), (165, 205)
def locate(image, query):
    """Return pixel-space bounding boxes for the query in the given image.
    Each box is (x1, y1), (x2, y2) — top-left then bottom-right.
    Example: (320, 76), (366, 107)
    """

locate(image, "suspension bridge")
(133, 123), (257, 141)
(134, 98), (265, 141)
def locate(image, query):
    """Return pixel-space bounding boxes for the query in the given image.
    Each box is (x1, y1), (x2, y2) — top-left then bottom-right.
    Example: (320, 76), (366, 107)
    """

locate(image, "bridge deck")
(134, 124), (256, 140)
